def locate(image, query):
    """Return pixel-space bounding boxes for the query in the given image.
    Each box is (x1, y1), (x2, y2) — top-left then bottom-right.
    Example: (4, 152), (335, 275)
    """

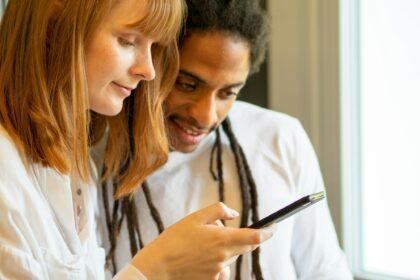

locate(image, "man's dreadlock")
(102, 118), (264, 279)
(219, 119), (263, 280)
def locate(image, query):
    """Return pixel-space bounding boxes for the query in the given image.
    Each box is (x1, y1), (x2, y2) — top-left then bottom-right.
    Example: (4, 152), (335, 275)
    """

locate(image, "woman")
(0, 0), (274, 279)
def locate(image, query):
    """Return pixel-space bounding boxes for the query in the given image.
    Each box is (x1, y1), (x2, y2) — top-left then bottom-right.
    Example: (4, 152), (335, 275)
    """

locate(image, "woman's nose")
(130, 46), (156, 81)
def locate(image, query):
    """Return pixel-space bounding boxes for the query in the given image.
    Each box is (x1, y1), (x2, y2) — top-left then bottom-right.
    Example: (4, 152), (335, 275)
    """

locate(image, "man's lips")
(111, 82), (134, 96)
(170, 119), (209, 146)
(173, 119), (209, 135)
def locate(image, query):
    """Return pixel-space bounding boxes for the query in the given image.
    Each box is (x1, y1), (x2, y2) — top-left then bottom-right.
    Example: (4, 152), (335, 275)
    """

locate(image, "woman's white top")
(0, 125), (144, 279)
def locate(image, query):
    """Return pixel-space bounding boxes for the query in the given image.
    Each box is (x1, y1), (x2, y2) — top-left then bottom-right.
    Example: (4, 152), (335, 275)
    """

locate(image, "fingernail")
(263, 224), (278, 236)
(270, 223), (278, 232)
(230, 209), (240, 217)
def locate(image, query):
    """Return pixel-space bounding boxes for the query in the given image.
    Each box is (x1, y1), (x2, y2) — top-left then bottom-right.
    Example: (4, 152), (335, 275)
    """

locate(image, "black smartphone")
(247, 191), (325, 229)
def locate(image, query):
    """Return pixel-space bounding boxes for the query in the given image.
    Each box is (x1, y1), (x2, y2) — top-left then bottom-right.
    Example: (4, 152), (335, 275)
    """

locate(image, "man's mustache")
(166, 114), (218, 134)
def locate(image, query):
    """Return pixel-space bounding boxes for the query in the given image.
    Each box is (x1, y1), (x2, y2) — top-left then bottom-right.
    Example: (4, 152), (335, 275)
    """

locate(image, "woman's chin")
(90, 102), (124, 116)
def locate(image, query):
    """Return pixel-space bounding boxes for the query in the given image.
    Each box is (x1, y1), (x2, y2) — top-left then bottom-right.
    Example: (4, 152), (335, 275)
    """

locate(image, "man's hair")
(182, 0), (269, 74)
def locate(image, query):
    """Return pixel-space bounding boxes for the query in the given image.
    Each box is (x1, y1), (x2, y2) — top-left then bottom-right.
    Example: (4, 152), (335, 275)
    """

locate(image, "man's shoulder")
(229, 101), (302, 137)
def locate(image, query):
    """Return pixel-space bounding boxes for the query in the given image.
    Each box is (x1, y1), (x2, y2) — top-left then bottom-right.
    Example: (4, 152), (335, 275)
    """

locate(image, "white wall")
(267, 0), (343, 243)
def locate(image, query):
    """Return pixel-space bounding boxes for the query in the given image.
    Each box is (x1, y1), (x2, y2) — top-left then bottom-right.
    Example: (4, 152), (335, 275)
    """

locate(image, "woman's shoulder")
(0, 125), (36, 199)
(0, 125), (28, 175)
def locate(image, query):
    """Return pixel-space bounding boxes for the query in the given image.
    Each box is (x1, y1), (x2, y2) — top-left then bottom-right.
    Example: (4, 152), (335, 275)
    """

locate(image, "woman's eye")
(118, 37), (136, 48)
(176, 81), (196, 92)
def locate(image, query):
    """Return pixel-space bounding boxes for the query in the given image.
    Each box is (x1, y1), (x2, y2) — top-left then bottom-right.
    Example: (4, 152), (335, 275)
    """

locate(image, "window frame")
(340, 1), (419, 279)
(340, 0), (363, 276)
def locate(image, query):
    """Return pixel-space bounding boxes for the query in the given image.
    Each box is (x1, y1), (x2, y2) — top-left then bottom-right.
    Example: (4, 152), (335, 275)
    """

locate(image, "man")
(102, 0), (353, 279)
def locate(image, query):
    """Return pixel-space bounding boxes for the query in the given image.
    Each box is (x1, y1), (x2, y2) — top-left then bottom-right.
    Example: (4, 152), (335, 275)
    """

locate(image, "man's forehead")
(179, 32), (251, 71)
(178, 33), (250, 87)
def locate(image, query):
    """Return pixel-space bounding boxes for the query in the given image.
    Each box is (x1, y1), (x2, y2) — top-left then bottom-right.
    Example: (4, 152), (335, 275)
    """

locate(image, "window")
(341, 0), (420, 279)
(1, 1), (5, 15)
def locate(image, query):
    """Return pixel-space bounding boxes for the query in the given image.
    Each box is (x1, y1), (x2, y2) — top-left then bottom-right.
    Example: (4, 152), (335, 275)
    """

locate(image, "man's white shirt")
(103, 101), (353, 280)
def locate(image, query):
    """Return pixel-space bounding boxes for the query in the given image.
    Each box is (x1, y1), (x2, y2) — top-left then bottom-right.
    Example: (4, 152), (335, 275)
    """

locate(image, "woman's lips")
(111, 82), (133, 97)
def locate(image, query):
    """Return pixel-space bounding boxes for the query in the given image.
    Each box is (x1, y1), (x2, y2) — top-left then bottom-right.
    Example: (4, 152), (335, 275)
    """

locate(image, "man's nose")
(187, 92), (218, 129)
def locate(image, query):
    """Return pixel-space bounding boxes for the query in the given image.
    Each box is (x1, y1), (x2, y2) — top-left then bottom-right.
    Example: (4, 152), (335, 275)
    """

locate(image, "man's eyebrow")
(221, 82), (245, 90)
(179, 70), (245, 89)
(179, 70), (207, 84)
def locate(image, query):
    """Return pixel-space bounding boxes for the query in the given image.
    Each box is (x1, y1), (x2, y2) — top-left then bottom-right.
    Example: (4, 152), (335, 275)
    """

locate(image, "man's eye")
(118, 37), (135, 47)
(176, 81), (196, 92)
(220, 91), (238, 99)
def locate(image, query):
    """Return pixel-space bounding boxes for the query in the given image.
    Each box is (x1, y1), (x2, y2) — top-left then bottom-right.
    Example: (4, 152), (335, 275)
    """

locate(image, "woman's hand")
(131, 202), (276, 280)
